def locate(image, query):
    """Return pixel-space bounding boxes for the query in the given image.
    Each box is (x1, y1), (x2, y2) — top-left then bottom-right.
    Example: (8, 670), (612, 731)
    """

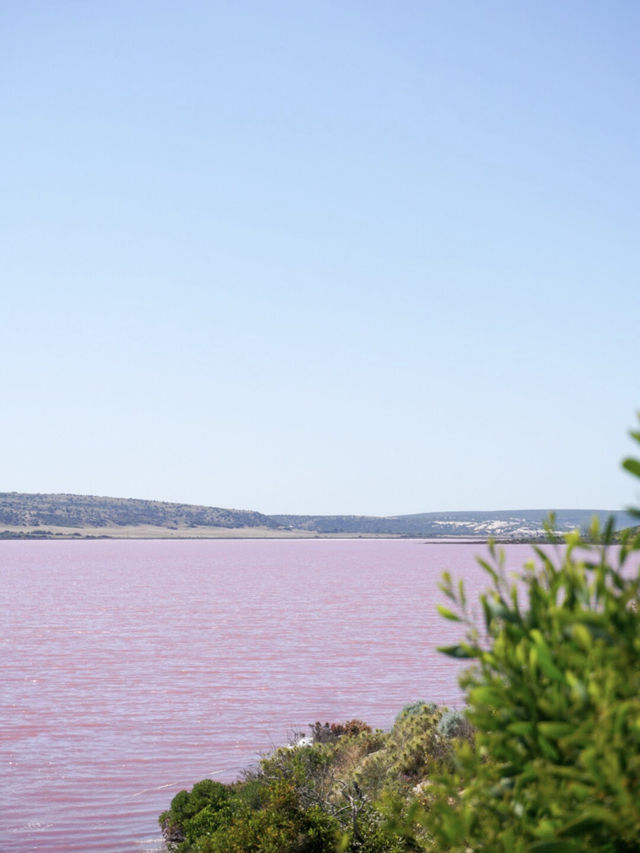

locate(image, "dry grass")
(0, 524), (397, 540)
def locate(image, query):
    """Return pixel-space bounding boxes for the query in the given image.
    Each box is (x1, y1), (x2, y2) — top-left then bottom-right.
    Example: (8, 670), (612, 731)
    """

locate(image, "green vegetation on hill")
(160, 418), (640, 850)
(269, 508), (631, 537)
(0, 491), (634, 539)
(0, 492), (277, 531)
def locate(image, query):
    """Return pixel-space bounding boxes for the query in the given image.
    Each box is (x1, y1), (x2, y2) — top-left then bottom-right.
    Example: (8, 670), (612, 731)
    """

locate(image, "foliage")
(160, 772), (339, 853)
(409, 420), (640, 851)
(198, 780), (339, 853)
(435, 708), (472, 741)
(310, 719), (373, 744)
(159, 779), (233, 852)
(159, 712), (464, 852)
(3, 491), (631, 538)
(394, 702), (437, 722)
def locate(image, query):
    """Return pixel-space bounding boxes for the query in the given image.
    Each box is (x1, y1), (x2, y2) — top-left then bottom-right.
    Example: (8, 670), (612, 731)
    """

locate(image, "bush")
(159, 779), (232, 852)
(198, 780), (339, 853)
(413, 420), (640, 851)
(435, 709), (472, 741)
(310, 719), (373, 744)
(159, 721), (401, 852)
(394, 702), (437, 723)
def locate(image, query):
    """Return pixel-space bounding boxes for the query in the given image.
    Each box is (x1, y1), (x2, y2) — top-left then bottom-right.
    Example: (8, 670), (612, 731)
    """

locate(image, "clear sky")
(2, 1), (639, 515)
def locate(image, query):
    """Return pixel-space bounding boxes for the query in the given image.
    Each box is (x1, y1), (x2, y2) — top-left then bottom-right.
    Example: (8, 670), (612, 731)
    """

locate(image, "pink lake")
(2, 538), (541, 851)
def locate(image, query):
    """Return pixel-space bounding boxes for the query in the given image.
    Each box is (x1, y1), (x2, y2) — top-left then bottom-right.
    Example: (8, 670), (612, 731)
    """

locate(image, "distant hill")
(0, 492), (634, 539)
(0, 492), (278, 532)
(270, 508), (636, 538)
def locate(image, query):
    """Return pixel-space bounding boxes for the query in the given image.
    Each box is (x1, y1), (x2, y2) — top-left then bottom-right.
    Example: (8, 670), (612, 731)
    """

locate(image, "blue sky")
(2, 1), (639, 515)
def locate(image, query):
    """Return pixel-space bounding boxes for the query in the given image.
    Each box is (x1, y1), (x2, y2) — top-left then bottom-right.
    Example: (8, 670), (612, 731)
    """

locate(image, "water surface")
(2, 538), (530, 851)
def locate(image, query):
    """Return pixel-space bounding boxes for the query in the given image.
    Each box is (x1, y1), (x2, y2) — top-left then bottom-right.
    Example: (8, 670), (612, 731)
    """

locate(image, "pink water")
(2, 538), (529, 851)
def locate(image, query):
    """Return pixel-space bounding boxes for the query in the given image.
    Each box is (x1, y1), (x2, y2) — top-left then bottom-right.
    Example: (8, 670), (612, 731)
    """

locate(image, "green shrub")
(394, 702), (437, 722)
(159, 722), (400, 852)
(198, 780), (339, 853)
(435, 708), (472, 741)
(414, 420), (640, 851)
(159, 779), (232, 852)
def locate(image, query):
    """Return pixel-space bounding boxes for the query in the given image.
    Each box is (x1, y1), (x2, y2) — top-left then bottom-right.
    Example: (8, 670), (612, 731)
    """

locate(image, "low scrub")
(159, 706), (467, 852)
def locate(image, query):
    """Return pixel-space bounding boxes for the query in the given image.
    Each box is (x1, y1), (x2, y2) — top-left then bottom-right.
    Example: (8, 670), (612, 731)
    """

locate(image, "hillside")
(0, 492), (634, 540)
(0, 492), (279, 535)
(271, 508), (636, 538)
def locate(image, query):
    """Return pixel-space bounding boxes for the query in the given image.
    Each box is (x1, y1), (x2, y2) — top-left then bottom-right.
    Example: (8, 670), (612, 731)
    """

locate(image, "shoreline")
(0, 524), (546, 544)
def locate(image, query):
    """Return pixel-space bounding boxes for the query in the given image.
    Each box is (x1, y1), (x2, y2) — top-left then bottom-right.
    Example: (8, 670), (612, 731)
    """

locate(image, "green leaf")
(538, 722), (574, 739)
(538, 735), (560, 761)
(507, 721), (534, 736)
(571, 623), (592, 650)
(469, 686), (504, 706)
(486, 597), (515, 621)
(538, 651), (564, 682)
(458, 578), (467, 608)
(556, 807), (621, 837)
(530, 632), (564, 681)
(436, 604), (462, 622)
(476, 557), (499, 586)
(437, 644), (476, 659)
(622, 457), (640, 479)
